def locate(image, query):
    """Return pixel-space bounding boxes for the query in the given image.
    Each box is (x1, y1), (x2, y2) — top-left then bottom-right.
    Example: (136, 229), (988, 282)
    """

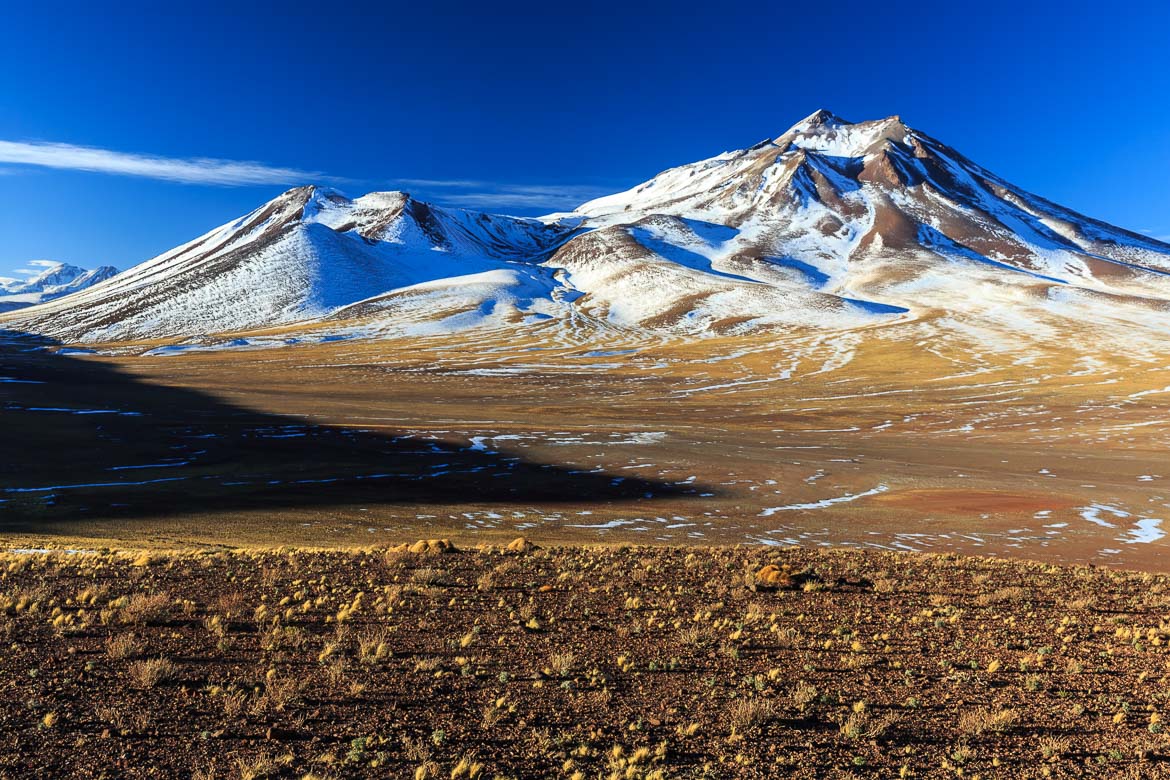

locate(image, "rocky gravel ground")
(2, 542), (1170, 778)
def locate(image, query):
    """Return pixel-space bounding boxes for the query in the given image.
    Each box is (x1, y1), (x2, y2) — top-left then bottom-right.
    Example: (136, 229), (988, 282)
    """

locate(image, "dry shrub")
(975, 587), (1028, 606)
(127, 657), (178, 689)
(358, 627), (393, 664)
(1039, 735), (1071, 759)
(958, 707), (1018, 736)
(493, 559), (519, 578)
(204, 614), (229, 638)
(839, 710), (900, 740)
(774, 626), (802, 648)
(258, 675), (304, 712)
(95, 703), (149, 734)
(234, 752), (278, 780)
(120, 592), (172, 625)
(106, 632), (144, 660)
(728, 698), (775, 730)
(222, 690), (249, 718)
(384, 548), (410, 568)
(213, 591), (247, 618)
(412, 568), (444, 586)
(791, 681), (818, 713)
(678, 626), (714, 647)
(402, 735), (431, 762)
(548, 651), (575, 677)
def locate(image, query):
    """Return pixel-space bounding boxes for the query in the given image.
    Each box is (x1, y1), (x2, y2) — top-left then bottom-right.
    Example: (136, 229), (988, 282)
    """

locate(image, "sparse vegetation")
(105, 631), (144, 660)
(727, 697), (775, 730)
(0, 543), (1168, 777)
(126, 657), (178, 689)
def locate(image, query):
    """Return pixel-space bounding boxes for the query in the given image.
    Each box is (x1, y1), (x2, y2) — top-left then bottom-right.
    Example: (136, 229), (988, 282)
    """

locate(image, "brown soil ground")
(3, 544), (1170, 779)
(870, 490), (1081, 514)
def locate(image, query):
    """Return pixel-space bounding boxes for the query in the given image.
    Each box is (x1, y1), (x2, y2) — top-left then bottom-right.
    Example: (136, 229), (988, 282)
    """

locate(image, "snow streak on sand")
(759, 484), (889, 516)
(1080, 504), (1127, 528)
(1126, 518), (1166, 545)
(1079, 504), (1167, 545)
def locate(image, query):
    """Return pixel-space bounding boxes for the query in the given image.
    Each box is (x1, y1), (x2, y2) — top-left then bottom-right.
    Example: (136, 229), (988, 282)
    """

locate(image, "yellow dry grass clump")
(386, 539), (457, 555)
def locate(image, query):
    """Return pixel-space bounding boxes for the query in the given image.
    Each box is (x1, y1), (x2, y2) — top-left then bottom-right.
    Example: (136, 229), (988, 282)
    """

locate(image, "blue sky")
(1, 0), (1168, 278)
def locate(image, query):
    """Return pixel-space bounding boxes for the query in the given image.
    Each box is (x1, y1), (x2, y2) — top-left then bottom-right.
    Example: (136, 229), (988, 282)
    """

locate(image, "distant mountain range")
(4, 110), (1170, 348)
(0, 262), (118, 314)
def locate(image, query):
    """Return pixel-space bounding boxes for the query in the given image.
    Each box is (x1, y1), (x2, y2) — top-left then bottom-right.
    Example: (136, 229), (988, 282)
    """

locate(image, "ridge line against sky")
(1, 125), (1167, 276)
(2, 1), (1168, 274)
(2, 131), (1166, 240)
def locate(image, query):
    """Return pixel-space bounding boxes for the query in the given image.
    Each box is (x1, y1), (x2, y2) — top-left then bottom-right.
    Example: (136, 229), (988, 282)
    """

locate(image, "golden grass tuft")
(126, 657), (178, 689)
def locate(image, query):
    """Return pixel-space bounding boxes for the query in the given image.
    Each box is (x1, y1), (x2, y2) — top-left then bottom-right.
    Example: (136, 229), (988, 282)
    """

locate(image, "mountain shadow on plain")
(0, 330), (708, 531)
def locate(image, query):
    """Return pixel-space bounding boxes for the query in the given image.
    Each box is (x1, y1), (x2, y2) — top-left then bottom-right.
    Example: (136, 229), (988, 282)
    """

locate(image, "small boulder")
(506, 537), (538, 553)
(394, 539), (457, 555)
(754, 563), (795, 589)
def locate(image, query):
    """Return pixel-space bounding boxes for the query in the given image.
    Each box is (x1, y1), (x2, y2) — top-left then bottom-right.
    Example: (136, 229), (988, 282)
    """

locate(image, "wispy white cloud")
(0, 139), (338, 186)
(0, 138), (613, 211)
(387, 177), (488, 189)
(384, 179), (612, 211)
(3, 260), (67, 283)
(13, 265), (51, 277)
(441, 191), (599, 210)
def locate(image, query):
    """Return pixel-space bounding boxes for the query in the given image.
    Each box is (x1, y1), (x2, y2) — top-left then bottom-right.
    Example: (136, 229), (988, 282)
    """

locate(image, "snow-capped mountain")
(5, 110), (1170, 346)
(566, 109), (1170, 299)
(0, 187), (569, 341)
(0, 262), (119, 314)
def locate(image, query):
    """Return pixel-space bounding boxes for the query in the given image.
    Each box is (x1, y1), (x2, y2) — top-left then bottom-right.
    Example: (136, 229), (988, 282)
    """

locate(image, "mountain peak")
(0, 260), (118, 311)
(13, 261), (88, 292)
(352, 191), (413, 209)
(774, 111), (912, 158)
(788, 109), (849, 134)
(254, 185), (352, 225)
(269, 184), (350, 208)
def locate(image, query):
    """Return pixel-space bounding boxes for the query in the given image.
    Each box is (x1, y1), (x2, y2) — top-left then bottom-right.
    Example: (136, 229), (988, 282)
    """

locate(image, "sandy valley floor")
(4, 317), (1170, 571)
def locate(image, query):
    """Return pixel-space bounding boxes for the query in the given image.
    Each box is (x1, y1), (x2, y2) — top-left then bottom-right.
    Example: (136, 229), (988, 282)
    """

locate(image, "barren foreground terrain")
(3, 543), (1170, 779)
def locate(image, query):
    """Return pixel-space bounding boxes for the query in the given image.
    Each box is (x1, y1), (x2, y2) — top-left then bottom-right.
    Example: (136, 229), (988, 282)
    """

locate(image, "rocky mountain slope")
(5, 110), (1170, 347)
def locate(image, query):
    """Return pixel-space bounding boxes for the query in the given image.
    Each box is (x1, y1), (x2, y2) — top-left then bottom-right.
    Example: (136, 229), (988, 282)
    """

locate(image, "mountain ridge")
(0, 261), (119, 314)
(4, 110), (1169, 349)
